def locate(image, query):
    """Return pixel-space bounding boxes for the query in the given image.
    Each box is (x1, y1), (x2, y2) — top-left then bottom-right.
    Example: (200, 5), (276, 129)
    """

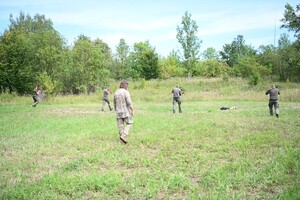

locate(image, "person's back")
(266, 87), (280, 100)
(172, 86), (182, 113)
(172, 87), (181, 97)
(113, 80), (134, 144)
(265, 85), (280, 118)
(114, 88), (132, 118)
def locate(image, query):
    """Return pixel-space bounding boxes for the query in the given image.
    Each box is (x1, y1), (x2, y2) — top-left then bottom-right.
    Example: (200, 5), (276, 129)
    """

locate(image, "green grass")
(1, 78), (299, 199)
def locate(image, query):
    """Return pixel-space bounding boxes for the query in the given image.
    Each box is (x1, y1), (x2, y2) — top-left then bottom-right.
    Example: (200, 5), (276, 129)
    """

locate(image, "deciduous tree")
(159, 50), (185, 79)
(202, 47), (219, 60)
(72, 36), (110, 94)
(114, 38), (130, 79)
(281, 3), (300, 41)
(220, 35), (256, 68)
(128, 41), (159, 80)
(0, 11), (65, 94)
(176, 11), (202, 78)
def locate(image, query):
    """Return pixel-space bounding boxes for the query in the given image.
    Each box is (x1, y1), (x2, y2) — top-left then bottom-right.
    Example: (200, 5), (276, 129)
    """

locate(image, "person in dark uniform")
(265, 85), (280, 118)
(172, 85), (182, 113)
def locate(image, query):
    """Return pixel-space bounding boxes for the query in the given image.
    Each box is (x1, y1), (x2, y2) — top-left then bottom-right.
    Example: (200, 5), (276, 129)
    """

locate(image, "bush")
(249, 73), (260, 86)
(234, 57), (271, 78)
(0, 92), (18, 101)
(133, 78), (146, 89)
(193, 60), (230, 77)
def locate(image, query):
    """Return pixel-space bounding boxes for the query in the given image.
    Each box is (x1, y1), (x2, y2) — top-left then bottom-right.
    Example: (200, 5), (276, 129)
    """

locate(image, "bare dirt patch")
(47, 107), (99, 115)
(285, 105), (300, 110)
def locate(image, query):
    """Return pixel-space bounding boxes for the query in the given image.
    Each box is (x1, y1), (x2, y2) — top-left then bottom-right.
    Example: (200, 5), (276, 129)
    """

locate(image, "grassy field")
(1, 78), (299, 199)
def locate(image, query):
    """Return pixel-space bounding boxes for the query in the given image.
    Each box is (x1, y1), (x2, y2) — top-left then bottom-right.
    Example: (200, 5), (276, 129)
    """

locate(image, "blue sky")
(0, 0), (298, 57)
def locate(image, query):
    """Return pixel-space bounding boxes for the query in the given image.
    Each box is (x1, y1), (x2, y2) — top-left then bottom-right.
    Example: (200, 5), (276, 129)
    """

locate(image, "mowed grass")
(0, 78), (299, 199)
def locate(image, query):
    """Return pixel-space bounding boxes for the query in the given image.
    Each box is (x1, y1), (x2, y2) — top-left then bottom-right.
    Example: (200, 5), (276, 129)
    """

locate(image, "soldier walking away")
(101, 87), (113, 111)
(172, 85), (182, 113)
(265, 85), (280, 118)
(114, 80), (135, 144)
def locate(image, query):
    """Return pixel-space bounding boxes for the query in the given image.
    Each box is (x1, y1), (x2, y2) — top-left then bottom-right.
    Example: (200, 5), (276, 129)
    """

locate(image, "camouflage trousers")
(117, 117), (133, 136)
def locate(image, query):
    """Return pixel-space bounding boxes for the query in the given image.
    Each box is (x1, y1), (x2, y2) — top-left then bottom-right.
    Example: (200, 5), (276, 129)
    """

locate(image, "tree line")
(0, 3), (299, 95)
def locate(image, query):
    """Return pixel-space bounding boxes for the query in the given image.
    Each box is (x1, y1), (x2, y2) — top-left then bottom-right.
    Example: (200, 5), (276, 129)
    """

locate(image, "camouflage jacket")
(114, 88), (133, 118)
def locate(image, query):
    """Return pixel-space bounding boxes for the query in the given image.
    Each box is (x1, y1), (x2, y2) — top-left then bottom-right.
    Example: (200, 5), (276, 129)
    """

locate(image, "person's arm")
(113, 95), (117, 111)
(265, 89), (270, 95)
(126, 92), (134, 116)
(130, 106), (135, 116)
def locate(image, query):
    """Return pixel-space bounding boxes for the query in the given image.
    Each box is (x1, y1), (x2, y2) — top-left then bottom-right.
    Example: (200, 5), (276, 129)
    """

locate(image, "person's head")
(271, 85), (275, 89)
(119, 80), (129, 89)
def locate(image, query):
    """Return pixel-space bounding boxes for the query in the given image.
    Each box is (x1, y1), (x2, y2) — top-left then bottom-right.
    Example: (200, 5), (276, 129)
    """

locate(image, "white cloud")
(197, 11), (280, 37)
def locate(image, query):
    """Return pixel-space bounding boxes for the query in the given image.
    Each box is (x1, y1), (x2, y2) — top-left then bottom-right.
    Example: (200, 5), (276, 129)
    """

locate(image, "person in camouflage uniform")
(265, 85), (280, 118)
(172, 85), (182, 113)
(101, 87), (113, 111)
(114, 80), (134, 144)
